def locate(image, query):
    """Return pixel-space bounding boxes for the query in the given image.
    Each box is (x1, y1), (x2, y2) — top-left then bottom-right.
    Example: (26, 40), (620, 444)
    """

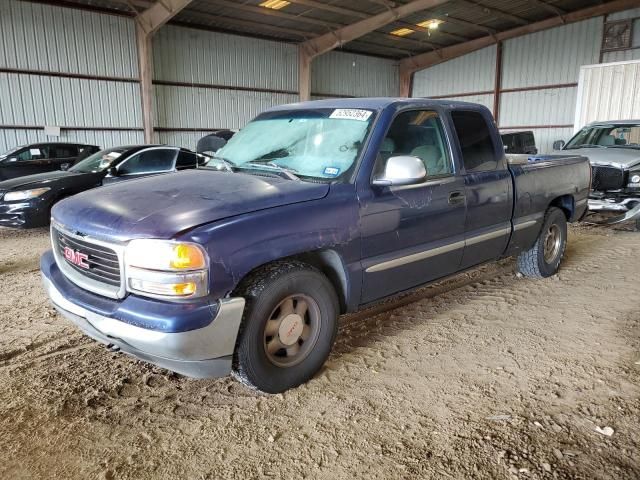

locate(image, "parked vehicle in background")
(0, 145), (202, 228)
(501, 131), (537, 155)
(554, 120), (640, 225)
(0, 143), (100, 180)
(41, 98), (590, 393)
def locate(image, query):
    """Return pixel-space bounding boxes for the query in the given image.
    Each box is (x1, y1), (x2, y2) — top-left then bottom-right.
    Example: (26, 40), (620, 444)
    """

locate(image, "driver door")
(359, 109), (466, 304)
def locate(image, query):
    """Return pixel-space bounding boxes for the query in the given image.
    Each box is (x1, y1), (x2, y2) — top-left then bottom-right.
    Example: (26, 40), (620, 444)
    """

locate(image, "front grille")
(53, 228), (121, 287)
(591, 165), (625, 191)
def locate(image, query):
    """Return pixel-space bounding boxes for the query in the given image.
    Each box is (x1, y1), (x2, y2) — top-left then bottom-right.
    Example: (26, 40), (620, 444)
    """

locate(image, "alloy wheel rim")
(543, 224), (562, 263)
(263, 294), (321, 368)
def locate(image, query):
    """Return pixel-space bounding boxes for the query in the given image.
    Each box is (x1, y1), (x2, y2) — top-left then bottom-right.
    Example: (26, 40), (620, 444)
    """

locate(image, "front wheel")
(517, 207), (567, 278)
(232, 261), (339, 393)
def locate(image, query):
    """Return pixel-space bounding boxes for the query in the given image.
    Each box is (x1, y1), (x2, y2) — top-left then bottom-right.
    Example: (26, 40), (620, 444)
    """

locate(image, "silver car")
(554, 120), (640, 225)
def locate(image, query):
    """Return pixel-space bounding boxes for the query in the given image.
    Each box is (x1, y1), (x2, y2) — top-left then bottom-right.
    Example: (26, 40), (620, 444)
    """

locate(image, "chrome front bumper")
(42, 273), (245, 378)
(588, 197), (640, 212)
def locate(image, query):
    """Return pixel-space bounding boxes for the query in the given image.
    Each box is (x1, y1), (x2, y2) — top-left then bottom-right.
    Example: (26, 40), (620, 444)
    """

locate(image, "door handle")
(448, 191), (466, 205)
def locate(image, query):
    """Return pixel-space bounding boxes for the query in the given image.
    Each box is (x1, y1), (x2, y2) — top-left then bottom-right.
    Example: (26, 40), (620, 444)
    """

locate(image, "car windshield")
(565, 124), (640, 149)
(69, 148), (128, 173)
(206, 108), (375, 181)
(0, 146), (22, 159)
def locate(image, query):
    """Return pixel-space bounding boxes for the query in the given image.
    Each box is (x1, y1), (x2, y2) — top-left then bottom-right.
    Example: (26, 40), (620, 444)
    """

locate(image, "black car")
(0, 145), (203, 228)
(501, 131), (537, 155)
(0, 143), (100, 180)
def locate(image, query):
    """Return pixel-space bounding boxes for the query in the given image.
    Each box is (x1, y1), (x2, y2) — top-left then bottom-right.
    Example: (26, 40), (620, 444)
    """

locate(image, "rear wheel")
(517, 207), (567, 278)
(232, 261), (339, 393)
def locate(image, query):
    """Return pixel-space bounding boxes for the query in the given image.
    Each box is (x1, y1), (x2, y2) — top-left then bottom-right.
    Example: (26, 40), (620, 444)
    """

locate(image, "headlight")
(630, 174), (640, 184)
(3, 187), (50, 202)
(124, 239), (208, 299)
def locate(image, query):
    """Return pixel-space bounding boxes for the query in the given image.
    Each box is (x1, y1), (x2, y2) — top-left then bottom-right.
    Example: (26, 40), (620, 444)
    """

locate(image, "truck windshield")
(69, 148), (127, 173)
(565, 124), (640, 149)
(208, 108), (375, 181)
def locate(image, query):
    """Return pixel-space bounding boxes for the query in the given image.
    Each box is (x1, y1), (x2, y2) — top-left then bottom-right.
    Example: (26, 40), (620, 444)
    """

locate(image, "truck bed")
(505, 153), (590, 256)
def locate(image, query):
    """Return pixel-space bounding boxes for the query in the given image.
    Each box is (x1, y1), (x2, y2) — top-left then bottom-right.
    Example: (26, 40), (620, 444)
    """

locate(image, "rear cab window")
(451, 110), (500, 172)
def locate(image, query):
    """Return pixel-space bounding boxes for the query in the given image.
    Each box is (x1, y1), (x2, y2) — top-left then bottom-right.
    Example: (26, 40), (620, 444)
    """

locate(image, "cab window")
(373, 110), (452, 180)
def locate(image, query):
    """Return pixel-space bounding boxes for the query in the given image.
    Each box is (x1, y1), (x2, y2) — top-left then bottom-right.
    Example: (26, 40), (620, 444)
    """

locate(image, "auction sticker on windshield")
(329, 109), (372, 122)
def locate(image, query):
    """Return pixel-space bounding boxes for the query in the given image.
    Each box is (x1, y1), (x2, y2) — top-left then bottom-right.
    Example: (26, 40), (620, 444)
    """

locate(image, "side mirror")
(106, 166), (118, 177)
(552, 140), (565, 151)
(372, 156), (427, 187)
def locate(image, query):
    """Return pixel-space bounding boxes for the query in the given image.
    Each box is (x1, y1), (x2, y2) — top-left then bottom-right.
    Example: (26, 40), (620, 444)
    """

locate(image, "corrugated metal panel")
(311, 51), (398, 97)
(153, 26), (297, 90)
(154, 84), (297, 130)
(602, 49), (640, 63)
(500, 127), (573, 155)
(501, 18), (603, 89)
(0, 0), (137, 78)
(156, 130), (217, 150)
(574, 60), (640, 130)
(0, 73), (141, 128)
(412, 45), (496, 97)
(499, 88), (576, 128)
(607, 7), (640, 21)
(0, 129), (143, 153)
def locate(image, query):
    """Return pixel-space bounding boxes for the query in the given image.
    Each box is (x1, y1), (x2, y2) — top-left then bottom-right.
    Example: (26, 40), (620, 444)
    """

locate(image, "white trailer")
(574, 59), (640, 133)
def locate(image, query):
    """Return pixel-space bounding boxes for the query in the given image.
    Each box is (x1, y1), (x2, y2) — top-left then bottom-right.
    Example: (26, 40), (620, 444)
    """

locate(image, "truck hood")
(565, 147), (640, 169)
(52, 170), (330, 242)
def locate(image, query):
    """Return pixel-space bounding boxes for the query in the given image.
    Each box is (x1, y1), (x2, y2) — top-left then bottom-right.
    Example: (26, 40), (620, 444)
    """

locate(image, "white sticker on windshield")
(30, 148), (41, 155)
(329, 109), (372, 122)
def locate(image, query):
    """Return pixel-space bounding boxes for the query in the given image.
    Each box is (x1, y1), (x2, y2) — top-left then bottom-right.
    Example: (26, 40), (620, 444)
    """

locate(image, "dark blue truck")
(40, 98), (590, 393)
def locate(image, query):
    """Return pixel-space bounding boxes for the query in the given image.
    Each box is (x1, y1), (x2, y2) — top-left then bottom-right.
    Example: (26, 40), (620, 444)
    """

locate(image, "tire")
(232, 261), (339, 393)
(517, 207), (567, 278)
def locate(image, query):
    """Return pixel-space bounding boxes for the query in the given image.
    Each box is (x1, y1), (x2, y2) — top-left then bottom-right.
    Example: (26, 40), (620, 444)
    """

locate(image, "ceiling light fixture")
(390, 27), (415, 37)
(259, 0), (290, 10)
(417, 19), (443, 30)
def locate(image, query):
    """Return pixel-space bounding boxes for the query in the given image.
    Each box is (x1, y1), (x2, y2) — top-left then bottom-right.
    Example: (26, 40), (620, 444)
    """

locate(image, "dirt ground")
(0, 223), (638, 480)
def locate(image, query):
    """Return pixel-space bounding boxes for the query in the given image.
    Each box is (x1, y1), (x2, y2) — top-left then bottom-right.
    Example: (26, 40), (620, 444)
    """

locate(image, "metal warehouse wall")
(311, 51), (398, 98)
(152, 25), (299, 148)
(411, 10), (640, 154)
(602, 8), (640, 62)
(0, 0), (143, 153)
(153, 27), (399, 148)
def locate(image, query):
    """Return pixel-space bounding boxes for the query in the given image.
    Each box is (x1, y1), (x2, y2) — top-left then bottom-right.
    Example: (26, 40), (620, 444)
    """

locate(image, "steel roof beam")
(298, 0), (451, 101)
(398, 0), (639, 96)
(455, 1), (529, 26)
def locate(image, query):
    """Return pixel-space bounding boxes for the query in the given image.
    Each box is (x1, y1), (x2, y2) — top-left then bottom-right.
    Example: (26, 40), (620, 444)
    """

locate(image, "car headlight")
(3, 187), (50, 202)
(630, 174), (640, 184)
(124, 239), (209, 299)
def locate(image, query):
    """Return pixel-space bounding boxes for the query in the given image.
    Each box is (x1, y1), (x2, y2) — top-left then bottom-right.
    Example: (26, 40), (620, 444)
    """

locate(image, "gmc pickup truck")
(41, 98), (590, 393)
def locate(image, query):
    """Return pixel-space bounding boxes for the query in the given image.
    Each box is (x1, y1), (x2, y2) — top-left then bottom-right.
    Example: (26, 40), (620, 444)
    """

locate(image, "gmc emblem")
(63, 246), (90, 269)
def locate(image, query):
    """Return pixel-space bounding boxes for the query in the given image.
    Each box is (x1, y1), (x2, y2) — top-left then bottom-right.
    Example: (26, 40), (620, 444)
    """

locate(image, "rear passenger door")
(450, 109), (513, 269)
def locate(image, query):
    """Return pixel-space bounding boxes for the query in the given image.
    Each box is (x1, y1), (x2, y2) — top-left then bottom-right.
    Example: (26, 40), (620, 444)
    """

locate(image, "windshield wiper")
(241, 162), (300, 181)
(573, 144), (605, 148)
